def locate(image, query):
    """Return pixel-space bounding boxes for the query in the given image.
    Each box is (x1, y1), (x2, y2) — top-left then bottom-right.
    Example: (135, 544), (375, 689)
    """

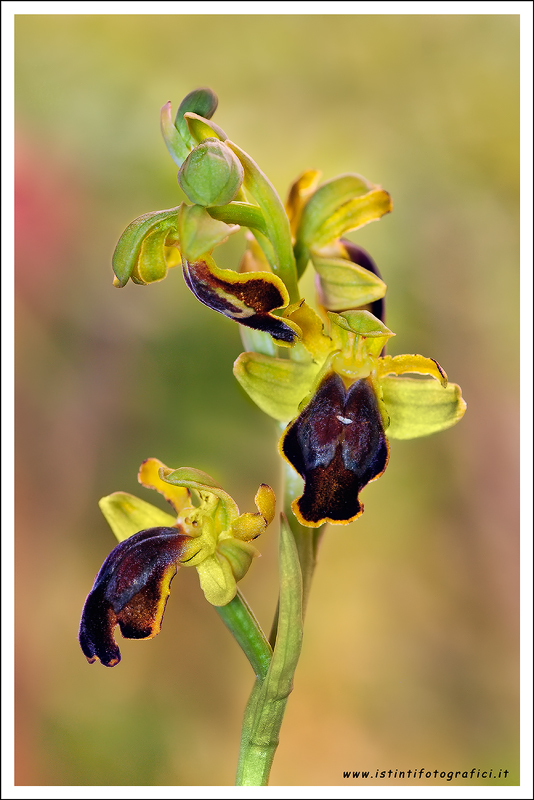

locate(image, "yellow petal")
(378, 354), (448, 387)
(231, 483), (276, 541)
(138, 458), (191, 514)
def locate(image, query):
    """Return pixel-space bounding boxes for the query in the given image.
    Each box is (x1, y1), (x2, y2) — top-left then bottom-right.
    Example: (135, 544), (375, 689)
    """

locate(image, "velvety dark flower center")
(282, 372), (389, 525)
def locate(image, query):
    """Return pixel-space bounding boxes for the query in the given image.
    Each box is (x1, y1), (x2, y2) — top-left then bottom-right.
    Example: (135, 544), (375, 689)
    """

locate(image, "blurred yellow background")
(15, 13), (519, 787)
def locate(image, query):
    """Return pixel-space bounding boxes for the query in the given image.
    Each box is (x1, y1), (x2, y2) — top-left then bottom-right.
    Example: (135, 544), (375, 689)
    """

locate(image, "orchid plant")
(79, 88), (466, 786)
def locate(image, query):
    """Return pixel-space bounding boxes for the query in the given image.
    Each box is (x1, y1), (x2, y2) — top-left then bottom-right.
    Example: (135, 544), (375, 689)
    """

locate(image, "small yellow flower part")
(79, 461), (276, 666)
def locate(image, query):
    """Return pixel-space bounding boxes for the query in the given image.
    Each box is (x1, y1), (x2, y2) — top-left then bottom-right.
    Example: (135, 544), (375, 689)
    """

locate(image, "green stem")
(235, 517), (303, 786)
(282, 461), (325, 616)
(215, 589), (272, 679)
(235, 456), (325, 785)
(207, 202), (268, 237)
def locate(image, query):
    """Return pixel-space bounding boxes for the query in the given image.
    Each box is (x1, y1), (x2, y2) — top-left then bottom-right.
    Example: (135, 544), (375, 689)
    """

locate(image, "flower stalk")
(79, 86), (466, 787)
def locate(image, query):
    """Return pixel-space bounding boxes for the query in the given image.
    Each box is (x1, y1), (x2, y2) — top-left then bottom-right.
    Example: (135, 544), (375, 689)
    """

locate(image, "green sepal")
(196, 552), (237, 606)
(184, 111), (228, 143)
(98, 492), (177, 543)
(381, 376), (466, 439)
(178, 203), (239, 261)
(312, 254), (387, 311)
(174, 87), (219, 149)
(160, 101), (190, 167)
(133, 227), (169, 284)
(233, 352), (318, 421)
(296, 173), (377, 246)
(112, 207), (180, 287)
(311, 188), (392, 249)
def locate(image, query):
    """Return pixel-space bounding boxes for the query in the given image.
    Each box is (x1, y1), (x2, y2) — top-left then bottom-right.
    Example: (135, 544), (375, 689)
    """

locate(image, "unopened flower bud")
(178, 138), (244, 207)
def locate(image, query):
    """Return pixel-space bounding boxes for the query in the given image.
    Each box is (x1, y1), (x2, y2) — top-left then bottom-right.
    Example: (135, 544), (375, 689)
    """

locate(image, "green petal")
(381, 376), (466, 439)
(196, 553), (237, 606)
(233, 352), (319, 421)
(178, 203), (239, 261)
(312, 255), (387, 311)
(98, 492), (177, 543)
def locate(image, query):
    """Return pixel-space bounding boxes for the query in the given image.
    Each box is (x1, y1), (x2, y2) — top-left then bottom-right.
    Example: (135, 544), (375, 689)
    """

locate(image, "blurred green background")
(15, 14), (519, 787)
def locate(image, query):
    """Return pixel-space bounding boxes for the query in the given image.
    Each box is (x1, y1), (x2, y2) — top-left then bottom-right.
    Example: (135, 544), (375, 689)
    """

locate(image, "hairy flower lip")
(79, 526), (193, 667)
(280, 371), (389, 527)
(80, 460), (276, 665)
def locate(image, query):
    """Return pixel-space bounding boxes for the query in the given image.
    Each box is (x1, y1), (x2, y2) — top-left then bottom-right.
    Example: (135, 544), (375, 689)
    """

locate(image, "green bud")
(175, 88), (218, 148)
(178, 138), (244, 207)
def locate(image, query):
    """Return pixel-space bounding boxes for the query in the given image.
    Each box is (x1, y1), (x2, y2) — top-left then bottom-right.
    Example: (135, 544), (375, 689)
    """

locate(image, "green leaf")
(233, 352), (318, 421)
(178, 203), (239, 261)
(313, 255), (387, 310)
(98, 492), (177, 543)
(381, 376), (466, 439)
